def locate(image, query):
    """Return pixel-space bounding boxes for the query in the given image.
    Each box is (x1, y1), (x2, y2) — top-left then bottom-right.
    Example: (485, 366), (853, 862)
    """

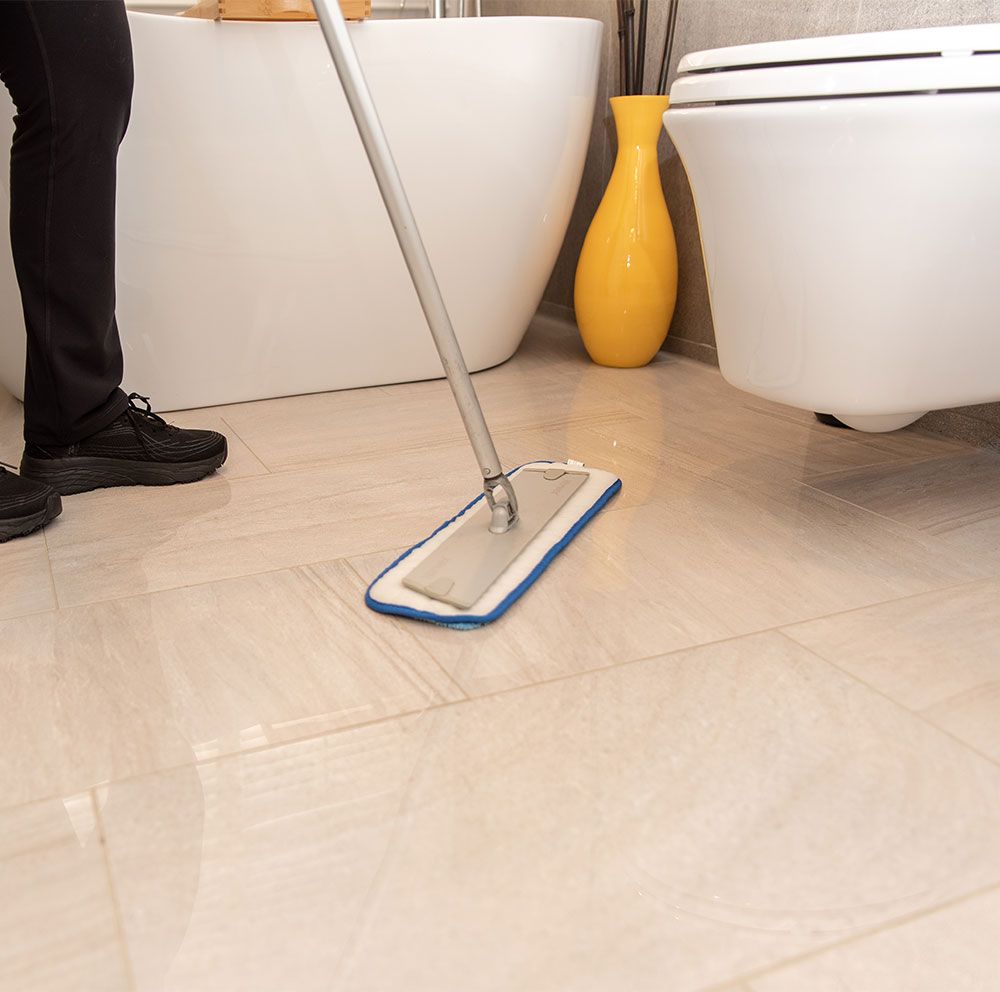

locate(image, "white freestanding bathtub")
(0, 13), (601, 410)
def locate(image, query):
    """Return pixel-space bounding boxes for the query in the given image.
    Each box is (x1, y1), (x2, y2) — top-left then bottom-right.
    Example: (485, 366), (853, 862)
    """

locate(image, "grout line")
(205, 433), (450, 480)
(801, 447), (973, 483)
(777, 621), (1000, 775)
(40, 525), (61, 611)
(761, 576), (998, 639)
(329, 700), (444, 985)
(34, 558), (339, 614)
(792, 475), (972, 542)
(138, 405), (629, 483)
(298, 567), (427, 697)
(341, 556), (469, 702)
(211, 417), (561, 478)
(89, 789), (138, 992)
(726, 620), (1000, 984)
(701, 876), (1000, 992)
(802, 449), (975, 487)
(301, 561), (466, 705)
(792, 475), (998, 581)
(779, 576), (994, 640)
(218, 415), (271, 474)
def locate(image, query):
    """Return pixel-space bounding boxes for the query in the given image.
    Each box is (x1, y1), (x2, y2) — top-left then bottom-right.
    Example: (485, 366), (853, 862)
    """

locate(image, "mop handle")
(312, 0), (507, 490)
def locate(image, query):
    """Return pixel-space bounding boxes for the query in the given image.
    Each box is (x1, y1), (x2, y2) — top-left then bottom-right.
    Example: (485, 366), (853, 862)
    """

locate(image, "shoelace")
(126, 393), (176, 433)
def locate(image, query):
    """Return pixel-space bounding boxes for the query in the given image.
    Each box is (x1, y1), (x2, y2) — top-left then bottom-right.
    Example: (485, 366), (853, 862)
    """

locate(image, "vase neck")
(611, 95), (670, 149)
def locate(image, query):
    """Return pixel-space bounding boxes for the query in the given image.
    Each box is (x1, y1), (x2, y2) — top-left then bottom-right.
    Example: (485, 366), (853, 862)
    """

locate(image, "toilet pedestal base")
(834, 412), (927, 433)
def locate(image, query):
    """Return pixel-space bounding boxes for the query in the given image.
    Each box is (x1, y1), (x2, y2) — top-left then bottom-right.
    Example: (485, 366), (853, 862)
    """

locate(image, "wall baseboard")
(535, 303), (719, 367)
(916, 407), (1000, 450)
(535, 300), (576, 326)
(663, 336), (718, 367)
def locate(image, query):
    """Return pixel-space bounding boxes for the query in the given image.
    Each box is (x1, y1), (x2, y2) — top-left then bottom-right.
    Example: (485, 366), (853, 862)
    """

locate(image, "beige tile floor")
(2, 314), (999, 991)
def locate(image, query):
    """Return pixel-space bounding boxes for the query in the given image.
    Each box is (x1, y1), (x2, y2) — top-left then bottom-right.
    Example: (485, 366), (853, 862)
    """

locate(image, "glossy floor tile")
(352, 478), (984, 697)
(785, 579), (1000, 762)
(0, 530), (55, 621)
(748, 884), (1000, 992)
(5, 317), (1000, 989)
(0, 794), (129, 992)
(100, 633), (1000, 992)
(807, 451), (1000, 565)
(0, 561), (457, 808)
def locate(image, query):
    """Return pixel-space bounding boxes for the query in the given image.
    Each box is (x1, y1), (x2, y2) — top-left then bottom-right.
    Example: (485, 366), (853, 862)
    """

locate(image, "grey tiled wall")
(484, 0), (1000, 446)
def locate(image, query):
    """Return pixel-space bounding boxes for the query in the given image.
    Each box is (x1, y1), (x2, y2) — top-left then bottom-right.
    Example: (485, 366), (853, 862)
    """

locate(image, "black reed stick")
(657, 0), (680, 96)
(617, 0), (627, 96)
(635, 0), (648, 93)
(668, 0), (680, 85)
(624, 0), (636, 96)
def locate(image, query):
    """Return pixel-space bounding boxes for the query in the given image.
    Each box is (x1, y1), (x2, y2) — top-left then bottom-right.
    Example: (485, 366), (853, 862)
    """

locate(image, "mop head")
(366, 461), (621, 629)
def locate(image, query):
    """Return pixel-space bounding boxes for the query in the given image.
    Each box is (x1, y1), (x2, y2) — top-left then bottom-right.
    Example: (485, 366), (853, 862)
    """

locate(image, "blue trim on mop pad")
(365, 469), (622, 629)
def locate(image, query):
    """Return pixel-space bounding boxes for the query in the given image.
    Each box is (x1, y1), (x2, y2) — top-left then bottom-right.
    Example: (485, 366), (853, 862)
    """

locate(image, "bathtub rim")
(125, 9), (604, 30)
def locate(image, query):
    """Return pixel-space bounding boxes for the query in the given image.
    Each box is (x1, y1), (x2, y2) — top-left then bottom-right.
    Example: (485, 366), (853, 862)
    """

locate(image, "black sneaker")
(19, 393), (228, 496)
(0, 463), (62, 542)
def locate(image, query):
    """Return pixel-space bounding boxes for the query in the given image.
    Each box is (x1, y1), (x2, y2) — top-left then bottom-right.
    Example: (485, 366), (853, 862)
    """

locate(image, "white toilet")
(663, 23), (1000, 432)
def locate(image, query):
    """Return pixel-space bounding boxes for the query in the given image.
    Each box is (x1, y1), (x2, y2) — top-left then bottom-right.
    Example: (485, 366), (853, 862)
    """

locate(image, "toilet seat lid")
(670, 23), (1000, 104)
(677, 22), (1000, 73)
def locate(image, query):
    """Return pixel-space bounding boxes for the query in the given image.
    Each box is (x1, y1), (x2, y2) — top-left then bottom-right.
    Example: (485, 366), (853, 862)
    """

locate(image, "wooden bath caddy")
(182, 0), (371, 21)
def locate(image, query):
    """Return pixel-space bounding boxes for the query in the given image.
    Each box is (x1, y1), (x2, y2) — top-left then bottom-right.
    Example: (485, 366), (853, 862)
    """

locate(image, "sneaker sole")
(20, 444), (228, 496)
(0, 492), (63, 543)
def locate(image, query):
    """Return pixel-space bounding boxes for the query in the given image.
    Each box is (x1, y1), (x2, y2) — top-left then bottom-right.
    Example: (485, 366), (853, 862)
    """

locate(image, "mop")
(313, 0), (622, 628)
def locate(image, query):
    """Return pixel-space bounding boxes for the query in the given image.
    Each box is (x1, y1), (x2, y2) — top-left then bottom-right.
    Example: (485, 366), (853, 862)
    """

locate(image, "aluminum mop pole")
(311, 0), (519, 534)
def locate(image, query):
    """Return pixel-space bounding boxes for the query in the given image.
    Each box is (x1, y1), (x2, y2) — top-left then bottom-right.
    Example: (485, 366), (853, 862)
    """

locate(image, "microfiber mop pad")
(366, 461), (622, 629)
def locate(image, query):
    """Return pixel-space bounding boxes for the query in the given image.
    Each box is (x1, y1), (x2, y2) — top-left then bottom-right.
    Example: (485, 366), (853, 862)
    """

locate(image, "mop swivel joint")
(484, 473), (519, 535)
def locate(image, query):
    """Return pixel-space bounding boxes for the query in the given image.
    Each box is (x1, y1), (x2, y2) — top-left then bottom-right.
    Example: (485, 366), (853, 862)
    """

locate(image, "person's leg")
(0, 0), (131, 446)
(1, 1), (225, 499)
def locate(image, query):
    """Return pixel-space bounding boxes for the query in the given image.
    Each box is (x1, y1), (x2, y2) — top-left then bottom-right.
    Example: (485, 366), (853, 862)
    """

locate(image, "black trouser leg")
(0, 0), (132, 446)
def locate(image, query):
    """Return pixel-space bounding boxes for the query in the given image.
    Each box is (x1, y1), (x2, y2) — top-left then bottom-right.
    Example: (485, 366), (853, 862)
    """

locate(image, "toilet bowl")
(663, 23), (1000, 432)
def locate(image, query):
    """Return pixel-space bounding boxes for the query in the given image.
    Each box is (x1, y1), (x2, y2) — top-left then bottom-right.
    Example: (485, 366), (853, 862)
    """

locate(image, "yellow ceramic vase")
(574, 95), (678, 367)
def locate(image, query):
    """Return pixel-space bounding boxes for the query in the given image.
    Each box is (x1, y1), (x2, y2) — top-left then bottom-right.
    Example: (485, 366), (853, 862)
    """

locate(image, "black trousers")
(0, 0), (131, 446)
